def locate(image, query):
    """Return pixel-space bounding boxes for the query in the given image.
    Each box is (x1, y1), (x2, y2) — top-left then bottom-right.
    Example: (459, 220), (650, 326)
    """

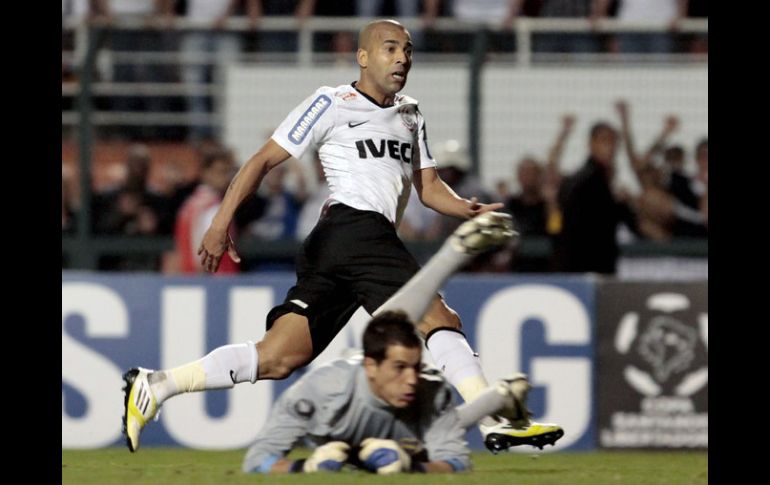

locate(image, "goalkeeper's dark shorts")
(266, 203), (421, 358)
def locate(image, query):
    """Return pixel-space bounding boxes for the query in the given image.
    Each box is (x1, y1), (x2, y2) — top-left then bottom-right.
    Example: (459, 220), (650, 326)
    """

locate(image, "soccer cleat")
(122, 367), (160, 453)
(484, 373), (564, 453)
(482, 421), (565, 453)
(450, 212), (518, 255)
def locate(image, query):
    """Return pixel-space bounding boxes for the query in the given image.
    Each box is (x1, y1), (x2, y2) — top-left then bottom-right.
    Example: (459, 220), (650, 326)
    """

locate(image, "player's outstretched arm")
(198, 139), (291, 272)
(414, 167), (502, 219)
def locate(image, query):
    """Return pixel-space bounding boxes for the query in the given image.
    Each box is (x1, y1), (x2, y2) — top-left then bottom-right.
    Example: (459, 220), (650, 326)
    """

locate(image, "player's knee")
(417, 299), (462, 336)
(256, 346), (311, 380)
(265, 362), (295, 380)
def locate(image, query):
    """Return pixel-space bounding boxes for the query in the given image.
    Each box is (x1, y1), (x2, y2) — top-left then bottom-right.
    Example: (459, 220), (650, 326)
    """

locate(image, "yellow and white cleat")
(485, 373), (564, 452)
(482, 421), (565, 453)
(121, 367), (160, 452)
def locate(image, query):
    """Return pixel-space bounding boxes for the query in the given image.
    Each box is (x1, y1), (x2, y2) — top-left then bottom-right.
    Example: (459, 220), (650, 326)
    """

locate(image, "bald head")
(355, 19), (412, 105)
(358, 19), (408, 51)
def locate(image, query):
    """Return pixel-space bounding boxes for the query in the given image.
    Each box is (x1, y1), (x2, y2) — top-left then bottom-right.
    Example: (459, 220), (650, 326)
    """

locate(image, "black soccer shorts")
(266, 203), (421, 358)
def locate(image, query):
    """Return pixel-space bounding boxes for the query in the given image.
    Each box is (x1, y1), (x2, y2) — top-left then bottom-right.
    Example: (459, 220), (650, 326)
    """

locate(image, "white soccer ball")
(452, 212), (518, 255)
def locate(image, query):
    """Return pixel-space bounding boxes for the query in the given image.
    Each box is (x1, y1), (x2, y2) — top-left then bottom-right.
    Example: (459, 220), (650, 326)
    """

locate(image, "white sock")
(425, 328), (489, 401)
(149, 341), (258, 403)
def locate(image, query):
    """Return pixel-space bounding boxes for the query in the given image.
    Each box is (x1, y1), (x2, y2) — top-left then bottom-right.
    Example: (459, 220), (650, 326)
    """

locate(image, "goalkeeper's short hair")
(363, 311), (421, 363)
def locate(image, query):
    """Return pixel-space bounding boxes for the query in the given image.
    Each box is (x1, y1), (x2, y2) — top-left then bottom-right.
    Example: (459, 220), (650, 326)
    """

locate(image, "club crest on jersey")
(398, 106), (417, 132)
(288, 95), (331, 145)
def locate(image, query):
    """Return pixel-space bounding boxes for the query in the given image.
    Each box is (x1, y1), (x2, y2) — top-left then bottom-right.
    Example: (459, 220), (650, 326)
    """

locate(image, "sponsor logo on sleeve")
(288, 95), (332, 145)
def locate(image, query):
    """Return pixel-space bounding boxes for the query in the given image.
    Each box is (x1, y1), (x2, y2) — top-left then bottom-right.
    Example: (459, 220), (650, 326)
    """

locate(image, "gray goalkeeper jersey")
(242, 354), (471, 472)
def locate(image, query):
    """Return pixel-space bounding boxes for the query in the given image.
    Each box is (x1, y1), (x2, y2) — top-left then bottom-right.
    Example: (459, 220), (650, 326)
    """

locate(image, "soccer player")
(123, 19), (563, 453)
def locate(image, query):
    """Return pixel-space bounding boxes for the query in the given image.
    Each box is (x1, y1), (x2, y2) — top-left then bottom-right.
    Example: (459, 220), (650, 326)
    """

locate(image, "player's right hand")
(358, 438), (411, 475)
(198, 227), (241, 273)
(303, 441), (350, 472)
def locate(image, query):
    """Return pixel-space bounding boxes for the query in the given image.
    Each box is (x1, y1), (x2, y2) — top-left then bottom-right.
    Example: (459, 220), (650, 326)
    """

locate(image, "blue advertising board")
(62, 272), (595, 451)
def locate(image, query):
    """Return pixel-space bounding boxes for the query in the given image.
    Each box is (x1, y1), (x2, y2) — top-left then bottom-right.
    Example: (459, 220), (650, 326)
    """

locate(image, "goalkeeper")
(243, 313), (531, 474)
(242, 213), (556, 474)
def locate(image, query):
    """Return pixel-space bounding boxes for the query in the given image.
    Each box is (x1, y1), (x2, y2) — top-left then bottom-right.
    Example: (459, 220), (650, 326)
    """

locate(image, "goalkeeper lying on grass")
(242, 213), (561, 474)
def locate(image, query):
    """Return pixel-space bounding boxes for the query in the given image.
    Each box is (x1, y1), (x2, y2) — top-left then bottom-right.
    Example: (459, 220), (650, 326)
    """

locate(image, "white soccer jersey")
(272, 83), (437, 226)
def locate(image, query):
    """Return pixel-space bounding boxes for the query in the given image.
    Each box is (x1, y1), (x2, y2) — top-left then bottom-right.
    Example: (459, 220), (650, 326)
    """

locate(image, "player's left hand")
(358, 438), (411, 475)
(467, 197), (504, 217)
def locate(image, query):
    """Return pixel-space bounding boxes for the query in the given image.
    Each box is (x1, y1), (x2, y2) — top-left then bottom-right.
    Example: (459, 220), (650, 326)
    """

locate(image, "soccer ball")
(451, 212), (518, 255)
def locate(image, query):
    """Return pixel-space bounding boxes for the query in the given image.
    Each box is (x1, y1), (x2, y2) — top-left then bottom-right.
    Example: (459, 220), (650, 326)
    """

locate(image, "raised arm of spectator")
(542, 115), (574, 234)
(615, 99), (647, 178)
(644, 114), (679, 167)
(546, 114), (574, 188)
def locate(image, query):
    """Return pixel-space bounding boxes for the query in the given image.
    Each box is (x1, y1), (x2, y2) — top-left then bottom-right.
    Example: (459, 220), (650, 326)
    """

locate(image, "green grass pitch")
(62, 448), (707, 485)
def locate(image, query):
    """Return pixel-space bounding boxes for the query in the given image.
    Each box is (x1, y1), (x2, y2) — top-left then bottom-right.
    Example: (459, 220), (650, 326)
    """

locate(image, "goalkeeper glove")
(358, 438), (411, 475)
(301, 441), (350, 472)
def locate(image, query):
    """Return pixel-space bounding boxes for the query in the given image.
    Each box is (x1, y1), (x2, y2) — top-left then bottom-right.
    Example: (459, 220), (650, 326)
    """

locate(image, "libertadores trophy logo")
(599, 286), (708, 449)
(616, 293), (708, 398)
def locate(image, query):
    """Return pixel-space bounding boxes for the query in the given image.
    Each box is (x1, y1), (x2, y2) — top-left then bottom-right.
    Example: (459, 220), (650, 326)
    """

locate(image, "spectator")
(295, 0), (356, 54)
(173, 147), (239, 274)
(532, 0), (610, 58)
(179, 0), (261, 142)
(62, 163), (79, 235)
(423, 0), (521, 53)
(247, 161), (307, 242)
(506, 157), (547, 236)
(612, 0), (688, 55)
(244, 160), (307, 271)
(554, 121), (639, 274)
(93, 144), (179, 235)
(502, 114), (573, 271)
(686, 0), (707, 54)
(615, 100), (706, 239)
(97, 0), (177, 139)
